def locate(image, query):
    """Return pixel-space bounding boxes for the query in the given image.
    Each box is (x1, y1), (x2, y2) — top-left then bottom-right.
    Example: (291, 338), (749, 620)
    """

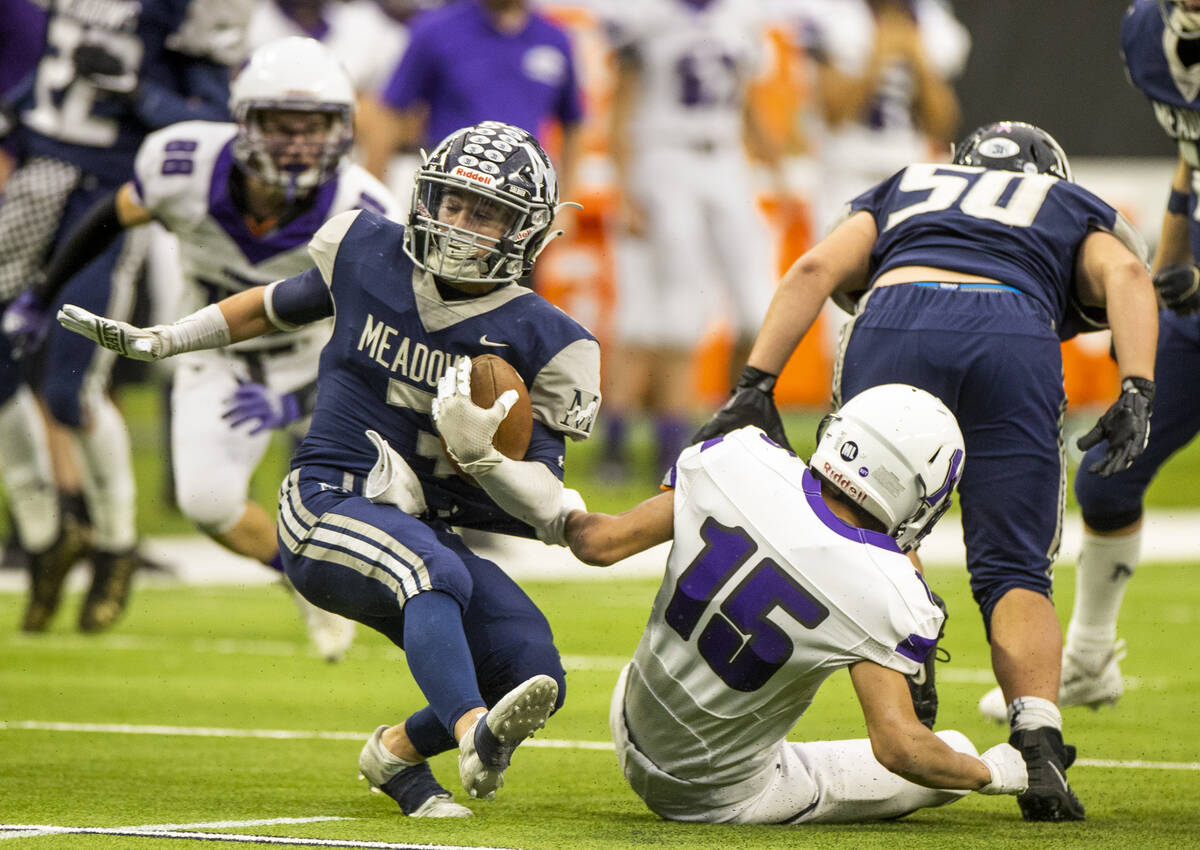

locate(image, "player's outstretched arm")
(1073, 231), (1158, 476)
(57, 286), (275, 362)
(849, 660), (1027, 795)
(693, 212), (876, 447)
(564, 490), (674, 567)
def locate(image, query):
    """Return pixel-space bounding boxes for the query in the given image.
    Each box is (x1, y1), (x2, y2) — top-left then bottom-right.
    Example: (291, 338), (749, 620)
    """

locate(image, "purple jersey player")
(361, 0), (583, 199)
(693, 120), (1159, 823)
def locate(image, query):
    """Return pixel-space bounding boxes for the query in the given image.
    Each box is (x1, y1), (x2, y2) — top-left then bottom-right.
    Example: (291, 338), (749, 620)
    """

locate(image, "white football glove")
(977, 743), (1029, 795)
(432, 354), (518, 471)
(57, 304), (165, 361)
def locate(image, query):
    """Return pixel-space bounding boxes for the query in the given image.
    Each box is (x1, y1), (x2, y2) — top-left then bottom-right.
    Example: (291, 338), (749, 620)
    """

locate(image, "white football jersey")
(246, 0), (409, 95)
(131, 120), (401, 352)
(602, 0), (771, 150)
(624, 427), (944, 787)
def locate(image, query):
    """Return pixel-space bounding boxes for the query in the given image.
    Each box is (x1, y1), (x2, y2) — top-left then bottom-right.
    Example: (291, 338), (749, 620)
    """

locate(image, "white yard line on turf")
(0, 823), (515, 848)
(0, 720), (1194, 769)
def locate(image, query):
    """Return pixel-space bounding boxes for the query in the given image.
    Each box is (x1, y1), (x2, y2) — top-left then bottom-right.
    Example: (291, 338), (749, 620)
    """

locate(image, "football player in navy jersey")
(693, 121), (1160, 822)
(977, 0), (1200, 728)
(54, 120), (602, 817)
(0, 0), (252, 632)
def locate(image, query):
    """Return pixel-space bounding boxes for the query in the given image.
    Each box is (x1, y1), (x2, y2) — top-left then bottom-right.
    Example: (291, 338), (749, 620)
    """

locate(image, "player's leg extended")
(39, 225), (145, 632)
(1065, 311), (1200, 707)
(278, 473), (556, 808)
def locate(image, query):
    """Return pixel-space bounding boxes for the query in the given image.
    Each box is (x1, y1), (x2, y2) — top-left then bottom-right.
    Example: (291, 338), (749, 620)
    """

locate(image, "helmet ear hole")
(815, 412), (836, 444)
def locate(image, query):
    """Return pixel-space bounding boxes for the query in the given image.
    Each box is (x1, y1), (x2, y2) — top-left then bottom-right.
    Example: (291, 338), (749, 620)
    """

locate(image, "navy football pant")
(836, 285), (1066, 628)
(277, 466), (566, 756)
(1075, 309), (1200, 530)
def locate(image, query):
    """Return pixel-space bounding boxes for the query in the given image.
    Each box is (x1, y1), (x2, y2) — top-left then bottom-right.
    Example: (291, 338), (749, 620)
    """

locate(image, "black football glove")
(691, 365), (793, 452)
(1076, 377), (1155, 477)
(1152, 264), (1200, 317)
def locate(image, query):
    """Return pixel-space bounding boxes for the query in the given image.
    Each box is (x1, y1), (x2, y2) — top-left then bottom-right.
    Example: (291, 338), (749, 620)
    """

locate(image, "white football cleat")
(285, 581), (356, 662)
(977, 639), (1127, 722)
(458, 674), (558, 801)
(409, 794), (473, 818)
(358, 725), (472, 818)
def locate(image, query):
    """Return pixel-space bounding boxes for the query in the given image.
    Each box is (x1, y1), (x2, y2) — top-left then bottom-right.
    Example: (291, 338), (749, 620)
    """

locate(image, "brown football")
(442, 354), (533, 483)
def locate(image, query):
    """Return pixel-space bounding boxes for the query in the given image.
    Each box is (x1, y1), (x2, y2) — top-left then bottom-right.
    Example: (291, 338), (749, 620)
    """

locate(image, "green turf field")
(1, 384), (1198, 848)
(2, 563), (1199, 849)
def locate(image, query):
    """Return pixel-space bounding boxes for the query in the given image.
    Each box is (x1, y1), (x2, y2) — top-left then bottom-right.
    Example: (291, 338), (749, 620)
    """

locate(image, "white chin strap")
(1172, 8), (1200, 37)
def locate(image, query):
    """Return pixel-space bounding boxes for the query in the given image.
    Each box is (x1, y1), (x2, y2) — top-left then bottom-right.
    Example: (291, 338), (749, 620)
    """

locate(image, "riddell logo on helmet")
(822, 462), (868, 504)
(453, 166), (494, 186)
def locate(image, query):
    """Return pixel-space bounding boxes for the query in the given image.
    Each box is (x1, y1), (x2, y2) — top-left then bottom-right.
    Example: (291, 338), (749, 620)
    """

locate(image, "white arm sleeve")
(156, 304), (231, 356)
(466, 455), (571, 545)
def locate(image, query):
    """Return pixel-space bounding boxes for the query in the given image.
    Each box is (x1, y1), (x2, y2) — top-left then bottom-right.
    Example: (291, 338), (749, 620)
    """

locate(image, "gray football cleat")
(358, 725), (472, 818)
(458, 674), (558, 801)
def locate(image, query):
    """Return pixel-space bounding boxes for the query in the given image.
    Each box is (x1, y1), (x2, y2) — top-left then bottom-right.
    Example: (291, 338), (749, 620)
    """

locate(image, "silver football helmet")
(810, 384), (965, 552)
(229, 37), (355, 198)
(404, 121), (559, 287)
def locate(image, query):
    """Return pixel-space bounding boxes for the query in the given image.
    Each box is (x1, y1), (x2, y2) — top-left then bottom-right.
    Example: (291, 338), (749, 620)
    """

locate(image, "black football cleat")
(907, 591), (948, 729)
(79, 549), (138, 632)
(1011, 726), (1086, 821)
(21, 515), (91, 632)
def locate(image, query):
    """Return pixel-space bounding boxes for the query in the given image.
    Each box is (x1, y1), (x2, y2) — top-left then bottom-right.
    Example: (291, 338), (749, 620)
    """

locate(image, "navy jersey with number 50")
(848, 164), (1146, 337)
(278, 209), (602, 537)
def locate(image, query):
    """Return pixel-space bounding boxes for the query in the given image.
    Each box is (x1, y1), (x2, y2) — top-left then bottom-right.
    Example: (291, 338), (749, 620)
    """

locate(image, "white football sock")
(0, 387), (60, 552)
(1009, 696), (1062, 733)
(1065, 527), (1140, 660)
(76, 393), (137, 552)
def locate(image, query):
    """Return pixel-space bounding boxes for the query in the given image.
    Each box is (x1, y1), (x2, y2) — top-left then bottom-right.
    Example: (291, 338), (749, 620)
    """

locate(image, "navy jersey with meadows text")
(275, 209), (601, 537)
(848, 163), (1146, 337)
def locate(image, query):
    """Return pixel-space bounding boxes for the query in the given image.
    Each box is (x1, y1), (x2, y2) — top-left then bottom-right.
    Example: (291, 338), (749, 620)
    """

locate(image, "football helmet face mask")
(952, 121), (1073, 182)
(1159, 0), (1200, 39)
(230, 37), (355, 199)
(404, 121), (559, 288)
(810, 384), (965, 552)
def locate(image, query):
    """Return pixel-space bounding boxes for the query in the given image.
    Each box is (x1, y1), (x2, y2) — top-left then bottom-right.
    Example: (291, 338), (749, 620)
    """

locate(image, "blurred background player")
(978, 0), (1200, 722)
(798, 0), (968, 238)
(566, 387), (1031, 823)
(0, 0), (252, 632)
(596, 0), (787, 484)
(5, 37), (395, 657)
(57, 120), (601, 816)
(359, 0), (583, 207)
(246, 0), (409, 119)
(693, 121), (1159, 822)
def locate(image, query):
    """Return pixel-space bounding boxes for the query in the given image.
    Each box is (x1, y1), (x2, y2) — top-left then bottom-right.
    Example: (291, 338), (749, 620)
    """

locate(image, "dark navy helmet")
(404, 121), (559, 288)
(952, 121), (1073, 182)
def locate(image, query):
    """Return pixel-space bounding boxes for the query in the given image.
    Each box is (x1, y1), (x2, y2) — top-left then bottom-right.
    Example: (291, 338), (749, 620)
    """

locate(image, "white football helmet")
(1159, 0), (1200, 39)
(810, 384), (965, 552)
(229, 37), (355, 197)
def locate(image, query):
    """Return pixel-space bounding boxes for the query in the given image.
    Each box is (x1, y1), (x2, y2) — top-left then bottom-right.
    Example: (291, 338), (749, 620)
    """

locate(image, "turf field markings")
(0, 823), (516, 848)
(3, 720), (1197, 768)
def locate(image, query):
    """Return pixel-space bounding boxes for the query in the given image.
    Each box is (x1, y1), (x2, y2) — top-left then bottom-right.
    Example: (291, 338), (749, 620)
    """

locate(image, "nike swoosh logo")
(479, 335), (508, 347)
(1048, 761), (1069, 792)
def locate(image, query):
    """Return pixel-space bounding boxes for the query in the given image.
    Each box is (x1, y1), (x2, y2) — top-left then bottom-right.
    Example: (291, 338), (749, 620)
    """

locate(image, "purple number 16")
(664, 517), (829, 692)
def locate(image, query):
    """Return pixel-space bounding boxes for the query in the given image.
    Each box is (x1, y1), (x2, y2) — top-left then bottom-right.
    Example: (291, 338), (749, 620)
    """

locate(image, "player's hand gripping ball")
(434, 354), (532, 483)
